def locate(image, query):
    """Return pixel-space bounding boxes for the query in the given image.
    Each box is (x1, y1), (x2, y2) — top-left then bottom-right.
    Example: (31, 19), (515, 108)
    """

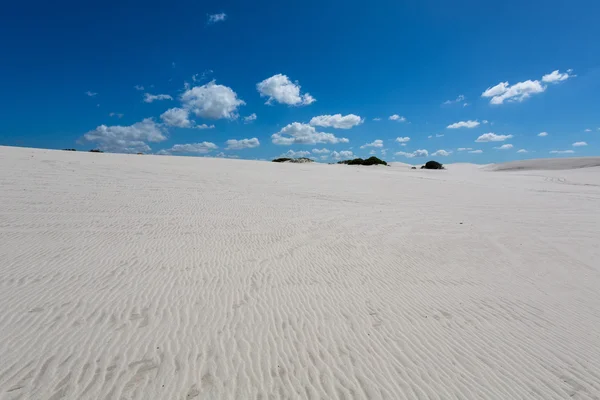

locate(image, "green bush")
(272, 157), (292, 162)
(421, 160), (444, 169)
(338, 156), (387, 166)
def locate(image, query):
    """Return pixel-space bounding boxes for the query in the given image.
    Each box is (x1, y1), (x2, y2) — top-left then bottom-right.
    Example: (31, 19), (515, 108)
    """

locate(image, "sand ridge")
(1, 146), (599, 399)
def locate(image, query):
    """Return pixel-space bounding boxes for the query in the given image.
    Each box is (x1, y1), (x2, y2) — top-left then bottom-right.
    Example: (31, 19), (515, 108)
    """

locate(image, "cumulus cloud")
(109, 112), (124, 118)
(243, 113), (257, 123)
(542, 69), (574, 83)
(457, 147), (473, 151)
(550, 150), (575, 154)
(181, 81), (245, 119)
(81, 118), (167, 153)
(395, 137), (410, 143)
(271, 122), (349, 145)
(160, 107), (193, 128)
(373, 117), (382, 121)
(517, 149), (528, 153)
(331, 150), (355, 160)
(395, 149), (428, 158)
(538, 131), (549, 137)
(482, 80), (545, 104)
(256, 74), (315, 106)
(495, 144), (514, 150)
(360, 139), (383, 148)
(443, 94), (465, 105)
(309, 114), (363, 129)
(208, 13), (227, 24)
(85, 91), (97, 97)
(389, 114), (406, 122)
(468, 149), (483, 154)
(195, 124), (215, 129)
(144, 93), (173, 103)
(432, 149), (451, 156)
(161, 142), (218, 154)
(226, 138), (260, 150)
(282, 149), (311, 158)
(134, 85), (144, 91)
(312, 148), (330, 154)
(447, 120), (480, 129)
(572, 141), (588, 147)
(475, 133), (513, 142)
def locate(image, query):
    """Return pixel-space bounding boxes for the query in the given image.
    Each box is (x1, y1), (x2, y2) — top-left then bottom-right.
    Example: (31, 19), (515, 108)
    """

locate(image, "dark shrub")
(421, 160), (444, 169)
(411, 166), (416, 169)
(338, 156), (387, 166)
(62, 148), (77, 151)
(272, 157), (292, 162)
(89, 149), (104, 153)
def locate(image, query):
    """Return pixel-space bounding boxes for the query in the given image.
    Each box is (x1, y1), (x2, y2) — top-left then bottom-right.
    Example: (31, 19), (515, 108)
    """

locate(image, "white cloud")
(309, 114), (363, 129)
(584, 128), (592, 132)
(395, 149), (428, 158)
(243, 113), (257, 123)
(538, 131), (549, 137)
(443, 94), (465, 105)
(109, 112), (124, 118)
(495, 144), (514, 150)
(331, 150), (355, 160)
(542, 69), (574, 83)
(550, 150), (575, 154)
(360, 139), (383, 148)
(389, 114), (406, 122)
(181, 81), (245, 119)
(517, 149), (528, 153)
(373, 117), (382, 121)
(208, 13), (227, 24)
(312, 148), (330, 154)
(134, 85), (144, 91)
(163, 142), (218, 154)
(81, 118), (166, 153)
(432, 149), (451, 156)
(85, 91), (97, 97)
(482, 120), (489, 124)
(144, 93), (173, 103)
(468, 149), (483, 154)
(475, 133), (513, 142)
(395, 136), (410, 143)
(447, 120), (480, 129)
(436, 134), (445, 137)
(282, 150), (311, 158)
(482, 80), (545, 104)
(160, 107), (193, 128)
(226, 138), (260, 150)
(256, 74), (315, 106)
(572, 141), (588, 147)
(457, 147), (473, 151)
(195, 124), (215, 130)
(271, 122), (349, 145)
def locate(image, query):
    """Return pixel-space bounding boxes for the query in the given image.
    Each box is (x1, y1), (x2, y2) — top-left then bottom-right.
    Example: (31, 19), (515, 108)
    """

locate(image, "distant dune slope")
(485, 156), (600, 171)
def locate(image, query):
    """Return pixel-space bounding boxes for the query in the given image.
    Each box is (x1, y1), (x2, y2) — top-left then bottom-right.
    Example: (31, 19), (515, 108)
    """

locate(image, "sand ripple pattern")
(1, 147), (600, 399)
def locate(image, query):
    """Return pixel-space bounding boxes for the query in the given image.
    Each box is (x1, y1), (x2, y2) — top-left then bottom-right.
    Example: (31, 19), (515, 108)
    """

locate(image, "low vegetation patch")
(337, 156), (387, 166)
(421, 160), (444, 169)
(272, 157), (314, 163)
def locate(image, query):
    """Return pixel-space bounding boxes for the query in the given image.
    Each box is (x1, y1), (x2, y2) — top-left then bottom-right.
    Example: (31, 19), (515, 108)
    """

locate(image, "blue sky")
(1, 0), (599, 163)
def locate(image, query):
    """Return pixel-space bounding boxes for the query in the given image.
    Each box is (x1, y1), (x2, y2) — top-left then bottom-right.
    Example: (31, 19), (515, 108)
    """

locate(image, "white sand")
(1, 146), (600, 400)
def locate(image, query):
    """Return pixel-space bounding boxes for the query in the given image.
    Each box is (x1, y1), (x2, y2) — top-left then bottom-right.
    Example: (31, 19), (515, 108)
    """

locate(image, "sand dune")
(1, 146), (600, 399)
(485, 156), (600, 171)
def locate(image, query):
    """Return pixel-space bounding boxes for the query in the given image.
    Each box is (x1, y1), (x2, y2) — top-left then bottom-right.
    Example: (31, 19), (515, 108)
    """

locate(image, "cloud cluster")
(482, 69), (573, 104)
(312, 148), (330, 154)
(395, 137), (410, 143)
(447, 120), (480, 129)
(181, 81), (245, 119)
(443, 94), (465, 105)
(538, 132), (549, 137)
(309, 114), (362, 129)
(360, 139), (383, 148)
(243, 113), (257, 123)
(282, 149), (311, 158)
(159, 142), (218, 155)
(495, 144), (513, 150)
(550, 150), (574, 154)
(226, 138), (260, 150)
(271, 123), (349, 145)
(257, 74), (315, 106)
(331, 150), (355, 160)
(208, 13), (227, 24)
(389, 114), (406, 122)
(572, 141), (587, 147)
(144, 93), (173, 103)
(395, 149), (428, 158)
(432, 149), (451, 156)
(81, 118), (166, 153)
(475, 133), (513, 142)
